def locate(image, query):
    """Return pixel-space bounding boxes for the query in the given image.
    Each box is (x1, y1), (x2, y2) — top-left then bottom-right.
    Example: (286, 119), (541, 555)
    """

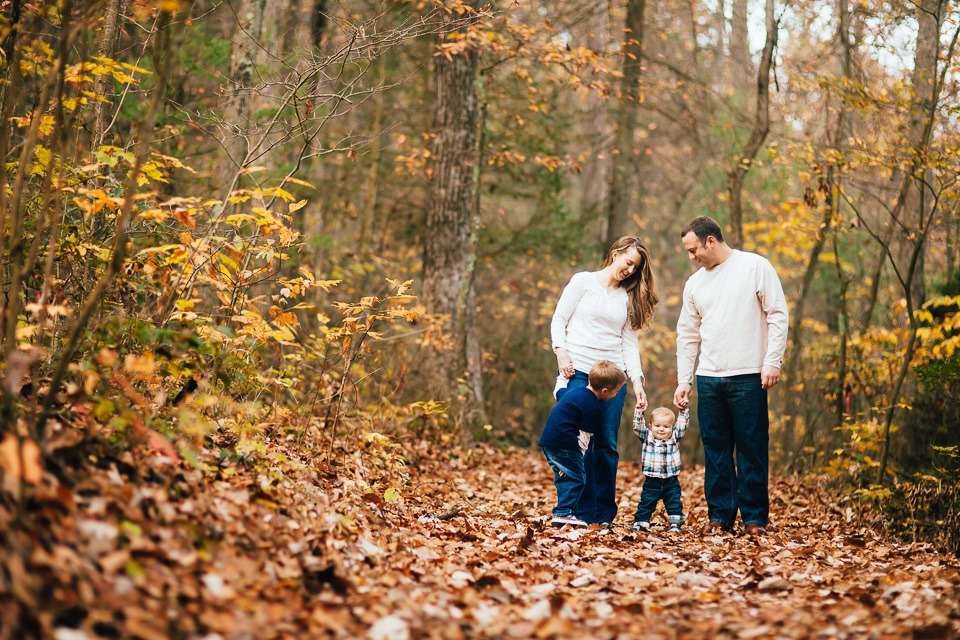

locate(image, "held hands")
(761, 365), (781, 390)
(674, 383), (691, 409)
(634, 381), (648, 411)
(555, 348), (575, 379)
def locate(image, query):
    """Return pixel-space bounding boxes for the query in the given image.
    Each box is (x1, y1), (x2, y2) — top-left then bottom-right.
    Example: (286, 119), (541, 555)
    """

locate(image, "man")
(673, 216), (788, 536)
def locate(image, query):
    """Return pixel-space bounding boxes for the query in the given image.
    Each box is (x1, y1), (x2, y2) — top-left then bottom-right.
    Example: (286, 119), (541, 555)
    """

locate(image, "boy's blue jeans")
(697, 373), (769, 528)
(633, 475), (684, 524)
(565, 369), (628, 523)
(541, 446), (586, 517)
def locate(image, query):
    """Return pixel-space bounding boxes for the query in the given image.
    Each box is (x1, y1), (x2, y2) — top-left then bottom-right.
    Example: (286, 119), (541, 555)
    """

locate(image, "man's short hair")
(681, 216), (724, 244)
(589, 360), (627, 391)
(650, 406), (677, 425)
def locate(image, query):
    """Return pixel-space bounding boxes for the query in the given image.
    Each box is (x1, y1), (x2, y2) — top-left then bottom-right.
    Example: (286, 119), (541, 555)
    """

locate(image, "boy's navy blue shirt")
(537, 387), (603, 450)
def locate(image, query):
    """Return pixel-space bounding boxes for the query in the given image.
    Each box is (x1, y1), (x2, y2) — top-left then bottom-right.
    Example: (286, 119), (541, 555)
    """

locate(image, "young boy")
(631, 406), (689, 532)
(539, 360), (627, 527)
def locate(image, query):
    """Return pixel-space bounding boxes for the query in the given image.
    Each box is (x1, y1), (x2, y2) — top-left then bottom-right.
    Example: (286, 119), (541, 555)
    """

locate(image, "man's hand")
(674, 383), (692, 409)
(761, 365), (781, 390)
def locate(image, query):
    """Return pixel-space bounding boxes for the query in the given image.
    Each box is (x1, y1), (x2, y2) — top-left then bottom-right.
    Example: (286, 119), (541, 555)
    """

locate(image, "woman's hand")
(634, 381), (647, 410)
(555, 347), (575, 378)
(674, 383), (691, 408)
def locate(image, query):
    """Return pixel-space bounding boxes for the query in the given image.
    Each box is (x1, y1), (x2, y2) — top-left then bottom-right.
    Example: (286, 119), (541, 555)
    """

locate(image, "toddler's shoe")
(551, 515), (588, 527)
(668, 523), (682, 533)
(631, 521), (651, 531)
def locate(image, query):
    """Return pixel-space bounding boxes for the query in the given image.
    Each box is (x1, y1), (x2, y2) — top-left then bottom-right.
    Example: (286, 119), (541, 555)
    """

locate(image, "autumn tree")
(421, 0), (486, 427)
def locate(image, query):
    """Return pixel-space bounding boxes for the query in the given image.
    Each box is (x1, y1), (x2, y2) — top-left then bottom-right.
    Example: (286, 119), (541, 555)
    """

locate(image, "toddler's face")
(651, 418), (675, 441)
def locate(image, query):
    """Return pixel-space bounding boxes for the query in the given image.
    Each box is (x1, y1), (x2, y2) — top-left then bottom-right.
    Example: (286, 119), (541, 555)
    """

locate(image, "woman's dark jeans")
(541, 446), (586, 516)
(696, 373), (769, 528)
(565, 369), (627, 524)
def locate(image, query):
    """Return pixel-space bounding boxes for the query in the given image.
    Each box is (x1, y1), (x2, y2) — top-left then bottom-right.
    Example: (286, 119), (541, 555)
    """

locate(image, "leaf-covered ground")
(3, 436), (960, 639)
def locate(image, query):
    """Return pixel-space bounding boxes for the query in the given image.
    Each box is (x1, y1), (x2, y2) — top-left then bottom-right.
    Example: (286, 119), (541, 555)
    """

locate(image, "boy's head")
(588, 360), (627, 400)
(650, 406), (677, 440)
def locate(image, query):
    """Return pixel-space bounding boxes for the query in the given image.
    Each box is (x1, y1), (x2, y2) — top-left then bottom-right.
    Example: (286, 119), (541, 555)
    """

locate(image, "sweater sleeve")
(757, 259), (789, 369)
(550, 273), (585, 351)
(676, 278), (701, 385)
(632, 410), (647, 441)
(674, 407), (689, 441)
(620, 321), (643, 385)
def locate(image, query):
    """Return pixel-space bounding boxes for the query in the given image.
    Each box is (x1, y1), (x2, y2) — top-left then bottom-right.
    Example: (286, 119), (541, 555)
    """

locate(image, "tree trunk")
(874, 0), (952, 483)
(730, 0), (752, 87)
(726, 0), (776, 249)
(782, 0), (857, 461)
(421, 1), (484, 427)
(862, 0), (946, 327)
(91, 0), (124, 149)
(604, 0), (646, 245)
(216, 0), (268, 197)
(358, 53), (385, 252)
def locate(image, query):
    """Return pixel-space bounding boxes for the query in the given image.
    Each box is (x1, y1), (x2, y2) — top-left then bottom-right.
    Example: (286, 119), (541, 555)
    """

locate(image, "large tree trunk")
(421, 1), (484, 427)
(604, 0), (646, 245)
(726, 0), (776, 249)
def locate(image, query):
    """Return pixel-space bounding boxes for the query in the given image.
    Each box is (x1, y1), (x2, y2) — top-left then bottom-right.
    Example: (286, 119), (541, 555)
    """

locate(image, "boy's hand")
(674, 383), (691, 408)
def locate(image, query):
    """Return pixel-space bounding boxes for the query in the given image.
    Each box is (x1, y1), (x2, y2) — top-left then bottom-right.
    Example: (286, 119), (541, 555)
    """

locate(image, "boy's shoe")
(631, 521), (651, 531)
(551, 515), (589, 527)
(668, 523), (682, 533)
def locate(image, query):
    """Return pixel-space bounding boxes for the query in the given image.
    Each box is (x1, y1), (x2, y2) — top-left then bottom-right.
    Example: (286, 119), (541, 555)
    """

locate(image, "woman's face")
(611, 246), (643, 283)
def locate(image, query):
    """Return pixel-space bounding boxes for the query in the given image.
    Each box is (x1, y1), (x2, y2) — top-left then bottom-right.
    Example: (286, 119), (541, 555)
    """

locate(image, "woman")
(550, 236), (659, 525)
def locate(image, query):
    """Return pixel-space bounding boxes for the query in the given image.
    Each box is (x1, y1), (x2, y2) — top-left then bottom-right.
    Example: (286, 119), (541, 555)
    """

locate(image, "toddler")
(631, 406), (689, 532)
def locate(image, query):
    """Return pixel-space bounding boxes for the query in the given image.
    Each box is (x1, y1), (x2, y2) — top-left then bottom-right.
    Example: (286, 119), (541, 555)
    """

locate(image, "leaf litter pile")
(2, 433), (959, 639)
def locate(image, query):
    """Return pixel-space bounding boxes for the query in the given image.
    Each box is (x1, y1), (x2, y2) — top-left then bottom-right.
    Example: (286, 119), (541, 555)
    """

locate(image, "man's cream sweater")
(676, 250), (788, 384)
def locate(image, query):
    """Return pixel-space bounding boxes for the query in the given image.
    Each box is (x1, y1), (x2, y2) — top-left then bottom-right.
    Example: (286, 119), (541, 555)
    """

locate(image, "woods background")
(1, 0), (959, 555)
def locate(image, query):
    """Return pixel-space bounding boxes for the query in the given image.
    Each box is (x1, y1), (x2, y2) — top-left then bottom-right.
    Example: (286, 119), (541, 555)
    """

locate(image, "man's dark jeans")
(565, 369), (627, 523)
(697, 373), (769, 528)
(541, 446), (586, 517)
(633, 475), (684, 524)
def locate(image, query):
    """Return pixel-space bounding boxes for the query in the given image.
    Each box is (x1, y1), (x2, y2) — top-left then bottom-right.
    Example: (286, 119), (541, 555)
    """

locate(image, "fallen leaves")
(2, 439), (959, 639)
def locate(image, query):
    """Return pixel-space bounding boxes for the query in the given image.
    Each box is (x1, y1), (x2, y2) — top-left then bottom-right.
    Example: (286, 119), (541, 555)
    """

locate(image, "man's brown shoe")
(744, 523), (767, 536)
(701, 521), (729, 535)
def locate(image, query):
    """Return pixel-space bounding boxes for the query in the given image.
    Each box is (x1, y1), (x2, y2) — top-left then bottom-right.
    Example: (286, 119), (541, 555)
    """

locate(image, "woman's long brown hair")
(603, 236), (659, 331)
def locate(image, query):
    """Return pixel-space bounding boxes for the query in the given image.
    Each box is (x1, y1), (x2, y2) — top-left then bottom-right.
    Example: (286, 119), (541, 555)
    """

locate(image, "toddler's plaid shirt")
(633, 407), (689, 478)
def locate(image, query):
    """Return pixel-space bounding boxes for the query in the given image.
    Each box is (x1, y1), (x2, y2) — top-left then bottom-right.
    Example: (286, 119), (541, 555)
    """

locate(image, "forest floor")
(4, 433), (960, 639)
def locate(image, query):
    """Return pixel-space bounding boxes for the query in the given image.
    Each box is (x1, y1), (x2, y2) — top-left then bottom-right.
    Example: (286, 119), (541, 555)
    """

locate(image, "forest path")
(14, 443), (960, 639)
(353, 448), (960, 639)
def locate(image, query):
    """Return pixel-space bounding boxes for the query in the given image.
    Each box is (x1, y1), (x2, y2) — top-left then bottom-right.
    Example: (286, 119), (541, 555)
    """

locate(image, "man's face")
(681, 231), (720, 269)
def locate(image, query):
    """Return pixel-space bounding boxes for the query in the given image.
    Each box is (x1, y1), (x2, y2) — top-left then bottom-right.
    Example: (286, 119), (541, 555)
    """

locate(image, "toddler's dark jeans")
(633, 475), (684, 524)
